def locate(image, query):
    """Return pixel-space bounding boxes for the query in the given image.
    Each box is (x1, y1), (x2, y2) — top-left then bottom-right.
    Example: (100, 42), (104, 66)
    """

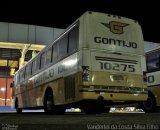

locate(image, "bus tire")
(141, 92), (156, 113)
(15, 98), (22, 114)
(44, 90), (54, 114)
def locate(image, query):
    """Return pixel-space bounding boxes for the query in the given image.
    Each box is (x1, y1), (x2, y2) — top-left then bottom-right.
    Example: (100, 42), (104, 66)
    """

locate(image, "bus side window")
(23, 69), (25, 80)
(46, 47), (52, 64)
(52, 43), (58, 64)
(25, 65), (28, 78)
(58, 35), (68, 60)
(17, 73), (20, 83)
(25, 64), (31, 78)
(40, 52), (46, 69)
(68, 25), (79, 53)
(31, 60), (36, 75)
(20, 69), (25, 82)
(15, 74), (17, 85)
(147, 51), (160, 72)
(28, 63), (32, 76)
(36, 56), (40, 71)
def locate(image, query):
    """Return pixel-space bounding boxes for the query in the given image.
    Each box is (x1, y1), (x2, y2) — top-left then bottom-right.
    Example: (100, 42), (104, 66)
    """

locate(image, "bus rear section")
(80, 51), (147, 102)
(78, 11), (148, 112)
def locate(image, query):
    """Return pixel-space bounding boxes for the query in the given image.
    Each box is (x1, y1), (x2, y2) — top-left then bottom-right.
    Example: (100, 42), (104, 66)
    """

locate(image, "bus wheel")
(15, 99), (22, 114)
(141, 93), (156, 113)
(44, 91), (54, 114)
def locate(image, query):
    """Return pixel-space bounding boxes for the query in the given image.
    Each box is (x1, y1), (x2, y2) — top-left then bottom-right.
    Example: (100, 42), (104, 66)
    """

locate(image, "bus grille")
(64, 75), (75, 100)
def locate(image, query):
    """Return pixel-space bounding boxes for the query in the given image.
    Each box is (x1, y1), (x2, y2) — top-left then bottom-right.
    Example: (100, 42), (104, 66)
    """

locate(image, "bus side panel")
(15, 83), (27, 108)
(40, 74), (81, 106)
(26, 79), (63, 107)
(147, 71), (160, 106)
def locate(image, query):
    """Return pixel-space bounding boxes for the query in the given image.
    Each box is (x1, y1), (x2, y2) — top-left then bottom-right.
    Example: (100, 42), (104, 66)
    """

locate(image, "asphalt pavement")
(0, 112), (160, 130)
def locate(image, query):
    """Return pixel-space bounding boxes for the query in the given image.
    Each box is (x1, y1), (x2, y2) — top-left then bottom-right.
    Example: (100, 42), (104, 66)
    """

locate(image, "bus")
(142, 46), (160, 112)
(11, 11), (148, 114)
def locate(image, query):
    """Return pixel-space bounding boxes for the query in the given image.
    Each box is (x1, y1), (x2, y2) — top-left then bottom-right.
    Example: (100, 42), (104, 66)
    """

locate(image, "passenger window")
(28, 63), (32, 76)
(52, 43), (58, 64)
(31, 60), (36, 74)
(147, 50), (160, 71)
(15, 74), (18, 85)
(20, 69), (25, 81)
(17, 74), (20, 83)
(58, 35), (68, 59)
(25, 65), (28, 78)
(25, 64), (31, 77)
(46, 47), (52, 64)
(36, 57), (40, 71)
(40, 52), (46, 69)
(68, 25), (79, 53)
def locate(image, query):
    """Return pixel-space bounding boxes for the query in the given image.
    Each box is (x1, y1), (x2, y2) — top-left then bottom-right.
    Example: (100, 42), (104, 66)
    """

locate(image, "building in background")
(0, 22), (64, 106)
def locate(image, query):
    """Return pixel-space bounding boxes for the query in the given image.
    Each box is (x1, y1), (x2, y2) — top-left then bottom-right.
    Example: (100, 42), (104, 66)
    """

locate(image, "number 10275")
(99, 62), (135, 72)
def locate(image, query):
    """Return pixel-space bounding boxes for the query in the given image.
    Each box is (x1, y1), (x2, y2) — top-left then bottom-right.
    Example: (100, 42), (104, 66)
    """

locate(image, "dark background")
(0, 0), (159, 43)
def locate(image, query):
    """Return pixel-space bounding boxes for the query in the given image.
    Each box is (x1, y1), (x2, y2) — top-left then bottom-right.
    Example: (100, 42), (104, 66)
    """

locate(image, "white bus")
(11, 11), (147, 114)
(142, 46), (160, 112)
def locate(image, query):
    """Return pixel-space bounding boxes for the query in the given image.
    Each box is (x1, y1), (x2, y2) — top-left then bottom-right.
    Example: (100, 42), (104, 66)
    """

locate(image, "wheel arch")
(43, 86), (54, 105)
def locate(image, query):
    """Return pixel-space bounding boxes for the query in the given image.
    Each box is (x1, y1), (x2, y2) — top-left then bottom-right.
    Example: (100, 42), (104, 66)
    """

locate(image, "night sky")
(0, 0), (159, 43)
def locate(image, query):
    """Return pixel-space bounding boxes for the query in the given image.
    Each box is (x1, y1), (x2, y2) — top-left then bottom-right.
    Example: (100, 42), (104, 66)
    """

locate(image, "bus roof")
(86, 11), (139, 23)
